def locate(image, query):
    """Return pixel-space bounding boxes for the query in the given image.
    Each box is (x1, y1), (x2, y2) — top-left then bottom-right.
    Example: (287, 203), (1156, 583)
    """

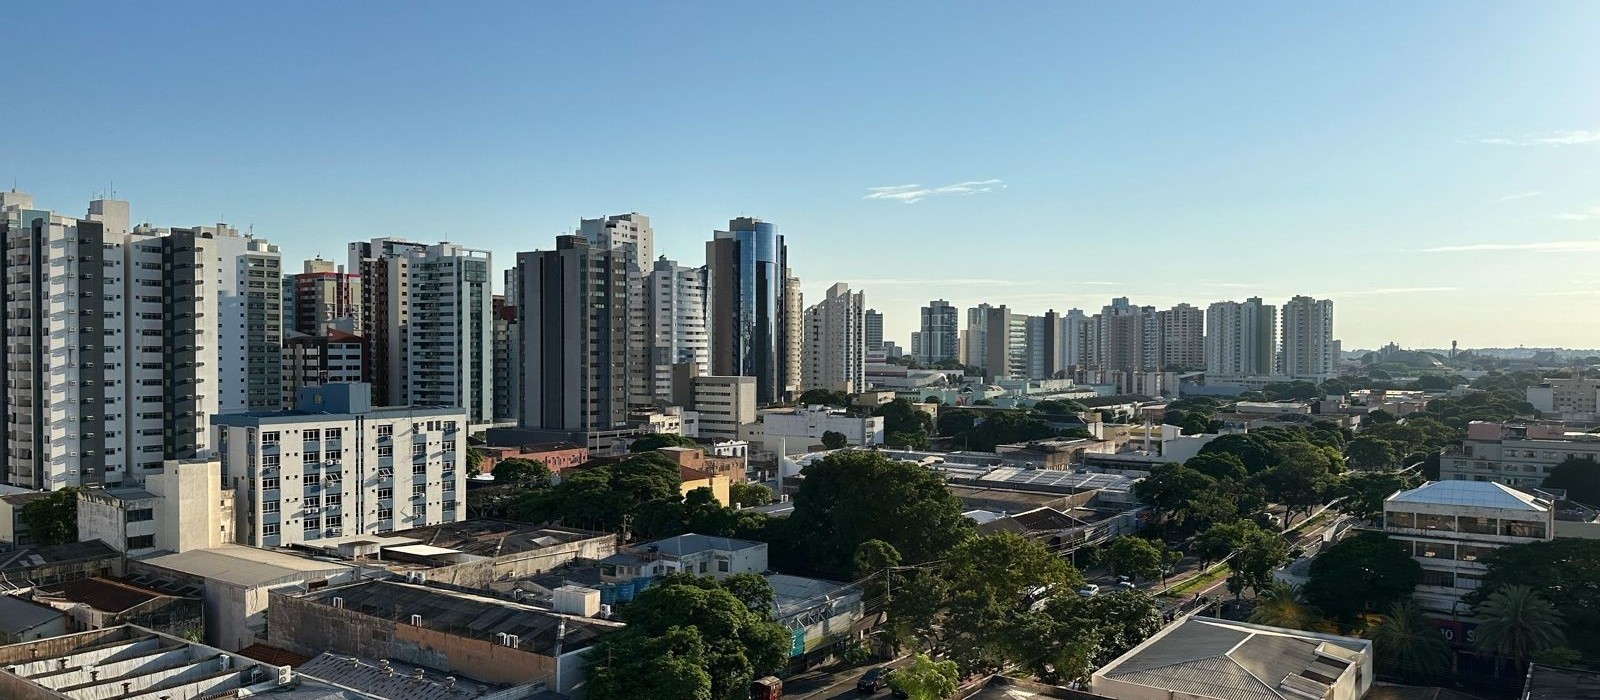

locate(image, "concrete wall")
(267, 593), (555, 686)
(427, 535), (617, 589)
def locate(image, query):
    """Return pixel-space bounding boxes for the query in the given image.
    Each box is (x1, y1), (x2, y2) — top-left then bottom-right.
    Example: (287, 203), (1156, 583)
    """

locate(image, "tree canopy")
(888, 654), (960, 700)
(787, 451), (971, 572)
(798, 389), (852, 408)
(492, 458), (552, 488)
(19, 488), (78, 546)
(1103, 536), (1163, 581)
(875, 399), (935, 447)
(820, 430), (849, 450)
(1304, 532), (1421, 624)
(1016, 590), (1163, 685)
(1542, 457), (1600, 505)
(1468, 539), (1600, 661)
(630, 433), (699, 452)
(509, 453), (683, 534)
(1336, 470), (1420, 522)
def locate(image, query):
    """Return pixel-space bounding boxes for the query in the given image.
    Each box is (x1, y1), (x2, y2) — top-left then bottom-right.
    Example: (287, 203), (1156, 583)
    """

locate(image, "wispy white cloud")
(1419, 240), (1600, 253)
(864, 179), (1006, 204)
(853, 277), (1032, 287)
(1499, 191), (1542, 201)
(1473, 129), (1600, 146)
(1532, 290), (1600, 297)
(1552, 207), (1600, 222)
(1335, 287), (1459, 297)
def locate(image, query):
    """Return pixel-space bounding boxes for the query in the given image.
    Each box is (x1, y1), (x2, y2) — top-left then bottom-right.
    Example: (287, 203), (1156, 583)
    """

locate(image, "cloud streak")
(1552, 207), (1600, 222)
(1335, 287), (1459, 297)
(865, 179), (1005, 204)
(1420, 240), (1600, 253)
(1473, 129), (1600, 146)
(853, 277), (1032, 287)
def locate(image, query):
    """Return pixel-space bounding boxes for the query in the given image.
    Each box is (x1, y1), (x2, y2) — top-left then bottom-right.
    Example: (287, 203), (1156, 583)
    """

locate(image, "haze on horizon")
(4, 1), (1598, 350)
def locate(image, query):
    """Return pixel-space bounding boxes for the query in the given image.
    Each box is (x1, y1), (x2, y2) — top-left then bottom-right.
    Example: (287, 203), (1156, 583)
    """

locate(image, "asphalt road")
(787, 657), (912, 700)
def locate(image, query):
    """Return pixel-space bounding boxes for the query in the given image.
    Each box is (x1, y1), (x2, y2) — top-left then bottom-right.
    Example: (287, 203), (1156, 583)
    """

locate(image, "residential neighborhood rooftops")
(1094, 617), (1369, 700)
(976, 467), (1136, 494)
(1387, 480), (1551, 511)
(34, 577), (175, 613)
(296, 651), (510, 700)
(299, 581), (620, 654)
(641, 533), (765, 557)
(0, 595), (64, 637)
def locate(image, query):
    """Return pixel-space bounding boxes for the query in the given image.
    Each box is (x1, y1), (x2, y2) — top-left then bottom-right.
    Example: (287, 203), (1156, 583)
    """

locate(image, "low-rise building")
(297, 520), (616, 591)
(770, 573), (866, 664)
(0, 597), (67, 644)
(127, 545), (357, 651)
(0, 624), (296, 700)
(1440, 421), (1600, 488)
(744, 406), (885, 452)
(599, 533), (768, 583)
(678, 465), (733, 506)
(657, 445), (748, 484)
(75, 459), (235, 557)
(1527, 378), (1600, 421)
(212, 382), (468, 548)
(0, 486), (49, 547)
(0, 541), (122, 594)
(1092, 617), (1372, 700)
(1383, 480), (1554, 614)
(994, 438), (1107, 470)
(268, 579), (621, 696)
(478, 442), (590, 475)
(280, 328), (366, 409)
(31, 577), (203, 639)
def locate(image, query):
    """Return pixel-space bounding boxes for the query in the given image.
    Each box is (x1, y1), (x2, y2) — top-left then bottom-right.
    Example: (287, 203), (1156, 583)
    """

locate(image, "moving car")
(1077, 583), (1100, 597)
(857, 667), (889, 693)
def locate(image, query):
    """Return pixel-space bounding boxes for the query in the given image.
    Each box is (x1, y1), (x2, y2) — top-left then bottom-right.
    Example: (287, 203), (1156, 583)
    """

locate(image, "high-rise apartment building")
(1204, 297), (1277, 377)
(802, 283), (866, 393)
(1056, 308), (1088, 371)
(864, 309), (884, 353)
(919, 300), (959, 365)
(1025, 310), (1067, 379)
(983, 306), (1028, 379)
(706, 218), (796, 405)
(647, 257), (709, 403)
(213, 383), (466, 548)
(491, 291), (519, 423)
(964, 304), (993, 371)
(513, 236), (631, 433)
(1093, 298), (1156, 375)
(1156, 303), (1205, 371)
(282, 329), (366, 407)
(1281, 295), (1335, 380)
(283, 258), (361, 335)
(349, 238), (493, 422)
(2, 194), (281, 489)
(580, 214), (654, 409)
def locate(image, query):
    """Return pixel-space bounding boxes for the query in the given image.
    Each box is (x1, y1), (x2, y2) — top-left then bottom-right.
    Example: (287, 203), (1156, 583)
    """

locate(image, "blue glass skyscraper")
(707, 217), (793, 405)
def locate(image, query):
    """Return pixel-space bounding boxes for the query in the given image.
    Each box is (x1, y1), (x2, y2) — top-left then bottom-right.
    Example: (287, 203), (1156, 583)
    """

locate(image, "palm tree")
(1249, 582), (1335, 632)
(1370, 601), (1452, 682)
(1474, 585), (1566, 676)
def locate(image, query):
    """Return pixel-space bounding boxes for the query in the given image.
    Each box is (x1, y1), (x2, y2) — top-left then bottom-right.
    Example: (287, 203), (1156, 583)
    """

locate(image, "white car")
(1077, 584), (1100, 597)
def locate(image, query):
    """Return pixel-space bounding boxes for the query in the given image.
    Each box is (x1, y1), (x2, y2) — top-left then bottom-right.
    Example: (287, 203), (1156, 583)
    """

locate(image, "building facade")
(864, 308), (884, 353)
(283, 257), (361, 335)
(919, 300), (959, 365)
(1205, 296), (1277, 377)
(1384, 480), (1554, 614)
(647, 257), (709, 403)
(802, 282), (866, 393)
(689, 375), (757, 441)
(514, 236), (632, 434)
(707, 217), (796, 405)
(1440, 421), (1600, 487)
(1527, 378), (1600, 421)
(1156, 303), (1205, 371)
(1280, 295), (1335, 380)
(211, 383), (467, 548)
(281, 329), (365, 408)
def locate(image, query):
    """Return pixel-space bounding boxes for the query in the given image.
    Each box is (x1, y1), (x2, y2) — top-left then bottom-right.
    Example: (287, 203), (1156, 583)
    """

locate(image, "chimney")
(410, 614), (422, 626)
(219, 655), (231, 671)
(332, 597), (344, 609)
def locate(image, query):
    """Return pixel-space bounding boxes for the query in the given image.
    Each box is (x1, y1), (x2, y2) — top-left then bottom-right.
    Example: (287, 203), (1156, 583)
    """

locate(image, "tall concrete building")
(491, 292), (518, 423)
(1205, 297), (1277, 377)
(513, 236), (632, 433)
(1056, 308), (1088, 371)
(785, 274), (804, 400)
(802, 282), (866, 393)
(918, 300), (959, 365)
(983, 306), (1028, 380)
(1026, 310), (1067, 379)
(283, 257), (360, 335)
(282, 329), (366, 408)
(1156, 303), (1205, 371)
(964, 303), (993, 371)
(349, 238), (493, 422)
(2, 194), (280, 489)
(706, 218), (796, 405)
(647, 257), (709, 403)
(1093, 298), (1156, 375)
(1281, 295), (1335, 380)
(580, 214), (654, 409)
(864, 309), (884, 353)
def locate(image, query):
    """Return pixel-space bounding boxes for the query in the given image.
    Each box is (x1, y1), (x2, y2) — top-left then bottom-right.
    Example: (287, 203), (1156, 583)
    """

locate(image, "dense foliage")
(1304, 532), (1421, 624)
(786, 451), (971, 572)
(19, 488), (78, 546)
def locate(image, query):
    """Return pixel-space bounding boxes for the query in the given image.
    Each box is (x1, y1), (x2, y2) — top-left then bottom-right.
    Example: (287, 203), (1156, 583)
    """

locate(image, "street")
(785, 656), (912, 700)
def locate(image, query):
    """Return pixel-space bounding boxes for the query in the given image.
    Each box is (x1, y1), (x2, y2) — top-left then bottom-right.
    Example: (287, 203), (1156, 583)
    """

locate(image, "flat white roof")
(1387, 480), (1549, 512)
(385, 544), (461, 557)
(140, 545), (352, 587)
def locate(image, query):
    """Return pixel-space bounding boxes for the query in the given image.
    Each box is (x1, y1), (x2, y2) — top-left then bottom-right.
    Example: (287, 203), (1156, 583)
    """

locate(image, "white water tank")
(551, 585), (601, 617)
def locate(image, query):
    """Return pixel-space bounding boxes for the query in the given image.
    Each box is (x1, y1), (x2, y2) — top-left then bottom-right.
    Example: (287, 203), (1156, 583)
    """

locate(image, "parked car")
(1077, 583), (1100, 597)
(1116, 580), (1137, 590)
(858, 667), (890, 693)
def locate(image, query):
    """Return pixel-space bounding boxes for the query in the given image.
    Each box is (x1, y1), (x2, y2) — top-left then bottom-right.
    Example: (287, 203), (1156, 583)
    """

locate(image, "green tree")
(887, 654), (959, 700)
(1474, 585), (1567, 675)
(1467, 539), (1600, 661)
(1230, 524), (1291, 593)
(820, 430), (849, 450)
(1249, 582), (1333, 633)
(965, 409), (1057, 451)
(722, 573), (777, 615)
(1133, 463), (1217, 529)
(788, 451), (971, 571)
(1261, 381), (1324, 401)
(630, 433), (699, 452)
(508, 453), (681, 532)
(1199, 433), (1278, 474)
(1032, 399), (1087, 415)
(1255, 444), (1338, 522)
(874, 398), (935, 435)
(854, 539), (903, 608)
(1185, 452), (1248, 484)
(1304, 532), (1421, 624)
(466, 447), (485, 477)
(1371, 601), (1452, 682)
(1542, 457), (1600, 504)
(728, 481), (773, 508)
(1018, 590), (1163, 684)
(588, 574), (790, 700)
(1103, 536), (1163, 581)
(1193, 520), (1253, 569)
(20, 488), (78, 545)
(492, 458), (552, 488)
(887, 430), (930, 449)
(798, 389), (852, 407)
(1345, 435), (1399, 469)
(1336, 470), (1420, 522)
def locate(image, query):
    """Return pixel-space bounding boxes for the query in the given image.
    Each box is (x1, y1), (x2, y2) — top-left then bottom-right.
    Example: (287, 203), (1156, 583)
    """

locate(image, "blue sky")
(6, 1), (1600, 349)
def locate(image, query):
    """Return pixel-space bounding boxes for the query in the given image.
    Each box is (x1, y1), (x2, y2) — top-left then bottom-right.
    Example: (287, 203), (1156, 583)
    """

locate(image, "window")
(304, 518), (320, 530)
(443, 480), (456, 492)
(263, 524), (280, 537)
(1413, 540), (1453, 560)
(326, 493), (342, 506)
(377, 488), (393, 500)
(718, 560), (730, 573)
(127, 535), (155, 550)
(262, 455), (280, 468)
(262, 477), (280, 491)
(377, 508), (393, 520)
(261, 431), (279, 444)
(1504, 520), (1547, 538)
(305, 473), (321, 486)
(412, 444), (426, 456)
(304, 495), (320, 508)
(1419, 569), (1456, 588)
(1416, 513), (1454, 532)
(303, 429), (320, 442)
(378, 446), (393, 458)
(377, 425), (393, 438)
(413, 463), (427, 475)
(1386, 511), (1414, 528)
(263, 500), (280, 513)
(413, 484), (427, 496)
(698, 561), (708, 574)
(304, 451), (320, 463)
(127, 508), (154, 522)
(325, 428), (342, 440)
(327, 515), (342, 528)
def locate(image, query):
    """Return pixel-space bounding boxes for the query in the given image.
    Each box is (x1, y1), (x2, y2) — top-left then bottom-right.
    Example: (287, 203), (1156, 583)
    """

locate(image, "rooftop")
(640, 533), (765, 557)
(0, 594), (64, 635)
(299, 580), (620, 654)
(0, 625), (290, 700)
(767, 573), (859, 618)
(296, 652), (516, 700)
(1387, 480), (1552, 512)
(977, 506), (1091, 536)
(1080, 394), (1155, 408)
(372, 520), (607, 559)
(34, 577), (177, 613)
(0, 539), (121, 576)
(976, 467), (1137, 494)
(1095, 617), (1369, 700)
(139, 545), (352, 587)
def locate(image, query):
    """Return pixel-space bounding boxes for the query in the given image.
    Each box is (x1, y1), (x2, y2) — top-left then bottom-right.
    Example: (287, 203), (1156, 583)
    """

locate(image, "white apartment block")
(1384, 480), (1553, 614)
(212, 383), (466, 548)
(77, 458), (235, 556)
(1205, 297), (1277, 377)
(803, 282), (866, 393)
(1440, 421), (1600, 488)
(1156, 303), (1205, 371)
(648, 257), (709, 403)
(3, 193), (280, 489)
(743, 406), (885, 452)
(1527, 378), (1600, 421)
(691, 376), (757, 441)
(964, 304), (992, 371)
(1280, 295), (1335, 381)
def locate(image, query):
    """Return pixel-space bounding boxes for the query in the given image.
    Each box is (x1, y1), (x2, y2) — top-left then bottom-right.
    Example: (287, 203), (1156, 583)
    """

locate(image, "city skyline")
(7, 2), (1600, 349)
